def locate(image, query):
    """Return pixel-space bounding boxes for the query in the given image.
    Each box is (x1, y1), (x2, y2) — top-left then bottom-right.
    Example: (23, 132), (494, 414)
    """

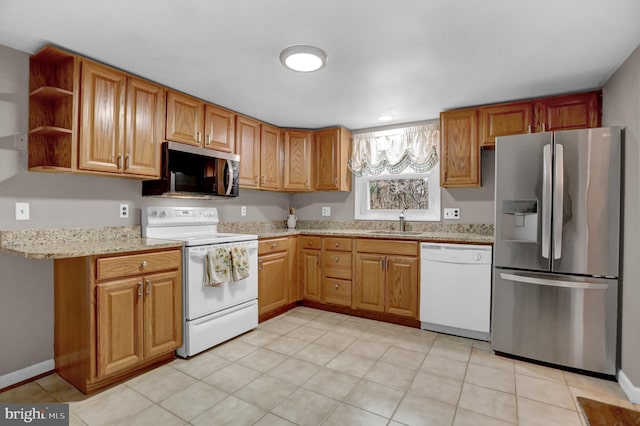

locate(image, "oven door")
(184, 240), (258, 320)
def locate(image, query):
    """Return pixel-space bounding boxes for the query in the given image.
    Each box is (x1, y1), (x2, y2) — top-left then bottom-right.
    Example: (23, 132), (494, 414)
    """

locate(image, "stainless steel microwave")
(142, 142), (240, 198)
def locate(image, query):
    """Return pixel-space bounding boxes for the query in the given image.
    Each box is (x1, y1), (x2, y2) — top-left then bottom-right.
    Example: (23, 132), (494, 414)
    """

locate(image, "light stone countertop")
(253, 228), (494, 244)
(0, 226), (183, 260)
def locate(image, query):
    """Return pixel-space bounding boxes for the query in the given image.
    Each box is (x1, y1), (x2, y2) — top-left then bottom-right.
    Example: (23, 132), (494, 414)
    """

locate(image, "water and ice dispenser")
(501, 200), (538, 242)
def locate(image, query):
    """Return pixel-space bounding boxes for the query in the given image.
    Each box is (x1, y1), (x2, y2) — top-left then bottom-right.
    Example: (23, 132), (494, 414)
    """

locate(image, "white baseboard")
(0, 359), (54, 390)
(618, 369), (640, 404)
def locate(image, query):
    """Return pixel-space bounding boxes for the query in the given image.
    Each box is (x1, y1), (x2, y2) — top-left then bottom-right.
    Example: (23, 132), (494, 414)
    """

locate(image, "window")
(354, 164), (441, 221)
(349, 123), (441, 221)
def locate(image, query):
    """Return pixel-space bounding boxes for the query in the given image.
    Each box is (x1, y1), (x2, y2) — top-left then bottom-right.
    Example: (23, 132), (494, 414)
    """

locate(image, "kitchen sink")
(366, 230), (423, 235)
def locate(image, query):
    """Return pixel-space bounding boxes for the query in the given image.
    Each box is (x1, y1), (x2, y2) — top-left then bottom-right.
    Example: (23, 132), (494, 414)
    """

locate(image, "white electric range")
(142, 206), (258, 357)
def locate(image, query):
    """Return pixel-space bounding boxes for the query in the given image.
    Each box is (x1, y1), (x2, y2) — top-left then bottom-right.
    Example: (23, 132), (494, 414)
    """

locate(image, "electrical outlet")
(15, 202), (29, 220)
(241, 206), (247, 216)
(444, 208), (460, 220)
(120, 204), (129, 218)
(14, 132), (27, 151)
(321, 206), (331, 217)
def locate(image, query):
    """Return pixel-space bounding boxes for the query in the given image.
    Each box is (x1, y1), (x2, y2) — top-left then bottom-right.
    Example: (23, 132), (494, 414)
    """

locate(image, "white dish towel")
(204, 247), (231, 286)
(231, 245), (250, 282)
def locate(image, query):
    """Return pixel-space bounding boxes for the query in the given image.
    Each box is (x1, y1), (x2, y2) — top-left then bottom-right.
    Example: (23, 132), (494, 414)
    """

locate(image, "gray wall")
(602, 43), (640, 387)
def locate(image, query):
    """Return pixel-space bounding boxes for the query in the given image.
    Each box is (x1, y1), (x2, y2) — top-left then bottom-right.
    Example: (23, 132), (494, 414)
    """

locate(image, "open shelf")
(29, 126), (72, 137)
(30, 86), (74, 101)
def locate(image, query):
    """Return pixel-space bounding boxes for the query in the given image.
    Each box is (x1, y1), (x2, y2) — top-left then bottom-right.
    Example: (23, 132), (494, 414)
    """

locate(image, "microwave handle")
(226, 160), (234, 196)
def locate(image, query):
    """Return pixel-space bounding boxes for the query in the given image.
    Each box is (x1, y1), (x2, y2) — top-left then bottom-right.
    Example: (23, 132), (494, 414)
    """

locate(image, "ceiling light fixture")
(378, 115), (393, 122)
(280, 45), (328, 72)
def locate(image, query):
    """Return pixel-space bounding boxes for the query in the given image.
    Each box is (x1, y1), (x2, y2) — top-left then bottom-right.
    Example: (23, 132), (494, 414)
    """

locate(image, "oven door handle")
(225, 160), (234, 196)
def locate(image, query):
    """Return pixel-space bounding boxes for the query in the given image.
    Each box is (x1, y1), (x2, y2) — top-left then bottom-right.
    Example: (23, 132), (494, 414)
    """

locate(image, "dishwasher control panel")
(421, 243), (492, 264)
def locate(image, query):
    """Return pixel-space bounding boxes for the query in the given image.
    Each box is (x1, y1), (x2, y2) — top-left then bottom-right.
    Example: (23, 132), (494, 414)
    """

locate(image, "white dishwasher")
(420, 243), (492, 341)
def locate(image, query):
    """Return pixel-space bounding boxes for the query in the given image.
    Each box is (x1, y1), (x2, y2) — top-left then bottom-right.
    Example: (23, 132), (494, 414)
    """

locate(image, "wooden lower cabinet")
(258, 237), (296, 318)
(300, 247), (322, 301)
(353, 239), (419, 319)
(54, 248), (182, 394)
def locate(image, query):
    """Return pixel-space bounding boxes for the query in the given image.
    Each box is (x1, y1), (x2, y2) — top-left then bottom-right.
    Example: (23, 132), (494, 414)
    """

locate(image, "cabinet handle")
(254, 175), (259, 184)
(206, 134), (211, 145)
(335, 256), (340, 263)
(141, 260), (148, 269)
(316, 254), (319, 264)
(308, 240), (313, 246)
(117, 154), (123, 170)
(335, 242), (340, 248)
(137, 281), (143, 297)
(334, 178), (338, 185)
(197, 131), (201, 142)
(542, 123), (546, 132)
(261, 176), (265, 184)
(145, 280), (151, 295)
(386, 259), (390, 270)
(528, 125), (532, 134)
(124, 154), (130, 169)
(258, 261), (262, 271)
(380, 258), (384, 270)
(335, 283), (339, 289)
(271, 243), (278, 249)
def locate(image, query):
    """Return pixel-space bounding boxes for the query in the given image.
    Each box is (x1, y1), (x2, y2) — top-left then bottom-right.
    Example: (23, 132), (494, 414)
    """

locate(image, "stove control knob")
(150, 210), (158, 217)
(159, 211), (166, 218)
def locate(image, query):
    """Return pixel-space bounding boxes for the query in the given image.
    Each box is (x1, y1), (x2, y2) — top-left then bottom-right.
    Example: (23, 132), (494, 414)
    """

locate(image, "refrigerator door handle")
(541, 144), (552, 259)
(499, 272), (609, 290)
(553, 144), (564, 259)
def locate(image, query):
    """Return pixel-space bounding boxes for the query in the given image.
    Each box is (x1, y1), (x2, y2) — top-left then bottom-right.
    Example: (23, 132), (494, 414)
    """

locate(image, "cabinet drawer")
(322, 278), (352, 306)
(323, 252), (352, 280)
(323, 237), (352, 251)
(259, 237), (288, 255)
(355, 239), (418, 256)
(96, 249), (181, 281)
(300, 235), (321, 250)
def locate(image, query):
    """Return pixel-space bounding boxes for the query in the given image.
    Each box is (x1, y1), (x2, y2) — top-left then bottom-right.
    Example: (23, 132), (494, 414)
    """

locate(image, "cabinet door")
(314, 127), (352, 191)
(204, 104), (235, 153)
(353, 253), (385, 312)
(143, 271), (182, 359)
(96, 277), (144, 377)
(283, 130), (312, 191)
(124, 77), (164, 177)
(261, 124), (282, 190)
(236, 116), (261, 188)
(385, 256), (418, 318)
(534, 91), (601, 132)
(258, 252), (288, 315)
(440, 109), (480, 187)
(480, 102), (533, 147)
(79, 60), (125, 173)
(166, 91), (203, 146)
(300, 249), (321, 301)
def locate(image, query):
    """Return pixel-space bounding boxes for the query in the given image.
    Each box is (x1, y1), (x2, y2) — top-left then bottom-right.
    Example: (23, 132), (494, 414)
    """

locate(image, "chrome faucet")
(399, 208), (406, 232)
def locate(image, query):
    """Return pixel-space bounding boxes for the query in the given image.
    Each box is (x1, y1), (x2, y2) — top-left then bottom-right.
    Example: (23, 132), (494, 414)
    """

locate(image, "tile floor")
(1, 307), (638, 425)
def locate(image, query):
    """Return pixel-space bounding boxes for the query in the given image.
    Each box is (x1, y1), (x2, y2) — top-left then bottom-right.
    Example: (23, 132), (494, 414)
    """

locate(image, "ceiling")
(1, 0), (640, 130)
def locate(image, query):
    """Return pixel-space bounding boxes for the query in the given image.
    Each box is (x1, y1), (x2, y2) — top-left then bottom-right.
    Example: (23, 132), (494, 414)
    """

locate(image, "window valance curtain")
(348, 123), (440, 177)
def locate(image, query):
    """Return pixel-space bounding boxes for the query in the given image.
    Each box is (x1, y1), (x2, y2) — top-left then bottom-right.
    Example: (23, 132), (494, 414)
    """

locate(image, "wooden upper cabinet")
(79, 60), (126, 174)
(440, 108), (480, 187)
(480, 102), (533, 147)
(236, 115), (261, 188)
(534, 91), (601, 132)
(314, 127), (352, 191)
(204, 104), (235, 153)
(260, 124), (282, 190)
(283, 129), (312, 191)
(124, 77), (164, 177)
(166, 91), (203, 146)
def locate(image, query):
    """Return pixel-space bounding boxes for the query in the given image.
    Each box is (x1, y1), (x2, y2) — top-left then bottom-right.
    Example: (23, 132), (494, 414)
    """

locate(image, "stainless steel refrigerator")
(492, 127), (621, 375)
